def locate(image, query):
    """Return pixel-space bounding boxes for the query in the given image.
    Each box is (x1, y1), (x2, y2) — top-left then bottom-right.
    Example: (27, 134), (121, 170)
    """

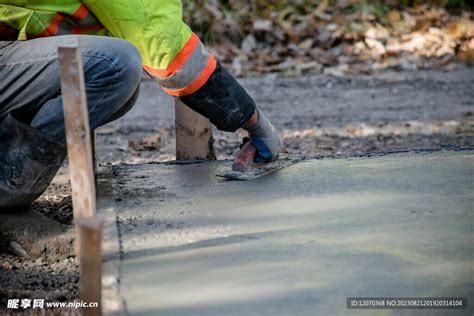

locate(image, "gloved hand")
(244, 109), (283, 163)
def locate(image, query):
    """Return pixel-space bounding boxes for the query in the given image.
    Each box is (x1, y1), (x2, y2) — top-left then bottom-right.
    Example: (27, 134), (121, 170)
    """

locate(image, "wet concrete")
(107, 150), (473, 315)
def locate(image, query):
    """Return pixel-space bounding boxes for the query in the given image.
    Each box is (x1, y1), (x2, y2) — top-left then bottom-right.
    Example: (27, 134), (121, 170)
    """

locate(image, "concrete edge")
(111, 146), (474, 168)
(96, 166), (126, 316)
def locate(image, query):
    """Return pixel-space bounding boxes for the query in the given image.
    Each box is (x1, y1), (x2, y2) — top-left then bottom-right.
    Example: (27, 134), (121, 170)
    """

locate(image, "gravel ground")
(0, 170), (77, 315)
(96, 66), (473, 163)
(1, 67), (472, 314)
(0, 257), (79, 316)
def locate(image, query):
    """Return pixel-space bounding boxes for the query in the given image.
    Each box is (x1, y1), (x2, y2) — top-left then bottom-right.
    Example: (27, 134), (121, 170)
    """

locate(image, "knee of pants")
(104, 37), (143, 88)
(104, 84), (140, 124)
(81, 36), (142, 120)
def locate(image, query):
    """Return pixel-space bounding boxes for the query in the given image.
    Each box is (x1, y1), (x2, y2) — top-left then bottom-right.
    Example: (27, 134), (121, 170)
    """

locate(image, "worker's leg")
(1, 35), (142, 140)
(0, 36), (142, 209)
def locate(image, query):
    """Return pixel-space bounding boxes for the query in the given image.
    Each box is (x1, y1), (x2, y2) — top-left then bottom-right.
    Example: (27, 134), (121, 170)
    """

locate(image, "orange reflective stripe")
(70, 4), (103, 34)
(162, 55), (217, 97)
(71, 24), (104, 34)
(35, 4), (96, 37)
(36, 14), (65, 37)
(71, 4), (89, 20)
(142, 33), (199, 78)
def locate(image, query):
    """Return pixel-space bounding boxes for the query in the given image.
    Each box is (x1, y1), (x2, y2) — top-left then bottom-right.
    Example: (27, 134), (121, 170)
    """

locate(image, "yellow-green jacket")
(0, 0), (216, 96)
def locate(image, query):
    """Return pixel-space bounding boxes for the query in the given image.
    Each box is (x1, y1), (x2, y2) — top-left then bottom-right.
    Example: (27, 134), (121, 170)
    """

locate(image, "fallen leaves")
(128, 128), (171, 151)
(129, 134), (162, 151)
(2, 261), (15, 271)
(184, 2), (474, 76)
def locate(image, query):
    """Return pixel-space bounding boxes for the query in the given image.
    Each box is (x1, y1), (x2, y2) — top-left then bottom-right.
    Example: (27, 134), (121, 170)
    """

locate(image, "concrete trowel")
(217, 141), (302, 181)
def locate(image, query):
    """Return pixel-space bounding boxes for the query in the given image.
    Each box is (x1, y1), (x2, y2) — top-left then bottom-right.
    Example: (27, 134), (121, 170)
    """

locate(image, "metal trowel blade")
(217, 154), (302, 181)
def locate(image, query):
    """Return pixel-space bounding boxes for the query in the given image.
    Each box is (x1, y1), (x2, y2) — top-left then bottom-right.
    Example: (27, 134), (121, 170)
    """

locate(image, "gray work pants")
(0, 35), (142, 209)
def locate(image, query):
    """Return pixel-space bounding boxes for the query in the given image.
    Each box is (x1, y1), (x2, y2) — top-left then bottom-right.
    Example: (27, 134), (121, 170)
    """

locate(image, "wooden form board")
(58, 42), (102, 315)
(58, 41), (96, 220)
(175, 99), (216, 160)
(78, 217), (103, 316)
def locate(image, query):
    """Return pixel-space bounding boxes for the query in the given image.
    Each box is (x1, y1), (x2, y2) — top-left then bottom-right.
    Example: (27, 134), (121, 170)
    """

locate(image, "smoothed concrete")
(108, 150), (473, 315)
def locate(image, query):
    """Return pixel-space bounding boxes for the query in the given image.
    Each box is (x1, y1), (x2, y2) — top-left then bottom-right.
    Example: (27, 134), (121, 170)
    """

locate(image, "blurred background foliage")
(182, 1), (473, 75)
(183, 0), (470, 43)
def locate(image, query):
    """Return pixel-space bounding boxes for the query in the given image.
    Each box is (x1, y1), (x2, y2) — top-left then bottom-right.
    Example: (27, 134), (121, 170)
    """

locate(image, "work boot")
(0, 113), (67, 209)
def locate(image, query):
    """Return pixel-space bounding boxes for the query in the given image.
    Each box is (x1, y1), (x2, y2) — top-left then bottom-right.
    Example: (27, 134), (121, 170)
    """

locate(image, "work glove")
(245, 109), (283, 163)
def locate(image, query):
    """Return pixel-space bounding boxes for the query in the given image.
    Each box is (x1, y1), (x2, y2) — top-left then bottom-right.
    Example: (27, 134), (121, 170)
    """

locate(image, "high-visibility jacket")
(0, 0), (216, 97)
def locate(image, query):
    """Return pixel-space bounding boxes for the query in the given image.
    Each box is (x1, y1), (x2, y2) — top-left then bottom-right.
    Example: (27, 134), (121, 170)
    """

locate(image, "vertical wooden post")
(91, 130), (97, 175)
(78, 217), (103, 316)
(58, 40), (102, 316)
(91, 130), (98, 197)
(175, 99), (216, 160)
(58, 41), (96, 221)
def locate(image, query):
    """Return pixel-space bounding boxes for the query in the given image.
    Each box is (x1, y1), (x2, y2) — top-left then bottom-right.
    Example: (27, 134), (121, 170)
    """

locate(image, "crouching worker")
(0, 0), (283, 210)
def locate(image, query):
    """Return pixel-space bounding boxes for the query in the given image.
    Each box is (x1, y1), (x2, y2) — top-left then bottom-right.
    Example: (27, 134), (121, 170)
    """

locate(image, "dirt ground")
(1, 66), (473, 313)
(0, 174), (78, 315)
(98, 66), (473, 164)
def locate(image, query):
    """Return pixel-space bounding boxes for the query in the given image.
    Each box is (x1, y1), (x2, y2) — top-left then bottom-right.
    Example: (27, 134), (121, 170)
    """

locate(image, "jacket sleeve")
(82, 0), (216, 96)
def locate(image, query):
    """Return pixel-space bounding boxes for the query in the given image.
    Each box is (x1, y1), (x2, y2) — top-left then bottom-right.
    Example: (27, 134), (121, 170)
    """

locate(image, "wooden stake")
(58, 41), (96, 220)
(78, 217), (103, 316)
(91, 130), (98, 196)
(175, 99), (216, 160)
(91, 130), (97, 176)
(58, 41), (102, 316)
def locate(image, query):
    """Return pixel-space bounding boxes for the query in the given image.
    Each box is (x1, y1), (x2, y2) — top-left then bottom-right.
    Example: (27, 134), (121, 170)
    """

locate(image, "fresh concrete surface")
(107, 150), (473, 315)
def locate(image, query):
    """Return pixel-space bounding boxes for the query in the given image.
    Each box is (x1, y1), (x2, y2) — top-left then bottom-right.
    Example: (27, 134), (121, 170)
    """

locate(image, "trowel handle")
(232, 141), (257, 172)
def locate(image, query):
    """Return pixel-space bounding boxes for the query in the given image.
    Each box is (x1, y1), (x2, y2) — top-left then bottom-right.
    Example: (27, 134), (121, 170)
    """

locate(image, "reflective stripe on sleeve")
(161, 55), (217, 97)
(143, 33), (199, 78)
(143, 33), (217, 97)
